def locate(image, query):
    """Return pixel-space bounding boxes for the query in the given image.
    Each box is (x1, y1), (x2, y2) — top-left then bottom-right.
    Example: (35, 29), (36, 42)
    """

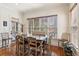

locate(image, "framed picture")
(3, 21), (7, 26)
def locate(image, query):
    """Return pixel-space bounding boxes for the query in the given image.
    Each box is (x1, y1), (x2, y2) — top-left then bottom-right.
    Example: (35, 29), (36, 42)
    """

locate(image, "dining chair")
(36, 40), (42, 56)
(1, 33), (9, 48)
(27, 37), (37, 56)
(1, 33), (9, 55)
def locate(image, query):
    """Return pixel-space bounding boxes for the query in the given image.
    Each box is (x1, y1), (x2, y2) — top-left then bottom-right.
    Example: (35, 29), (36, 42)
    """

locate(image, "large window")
(28, 15), (57, 39)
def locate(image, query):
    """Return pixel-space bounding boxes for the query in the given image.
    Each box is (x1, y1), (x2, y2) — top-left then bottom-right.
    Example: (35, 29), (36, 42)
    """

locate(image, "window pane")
(29, 19), (33, 34)
(40, 17), (47, 32)
(34, 18), (39, 32)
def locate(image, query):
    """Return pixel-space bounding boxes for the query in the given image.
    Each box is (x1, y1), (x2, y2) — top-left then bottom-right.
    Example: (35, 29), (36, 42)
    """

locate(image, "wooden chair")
(1, 33), (9, 55)
(36, 40), (42, 56)
(24, 36), (29, 56)
(16, 34), (29, 56)
(42, 40), (49, 55)
(27, 37), (37, 56)
(62, 33), (70, 41)
(16, 35), (24, 56)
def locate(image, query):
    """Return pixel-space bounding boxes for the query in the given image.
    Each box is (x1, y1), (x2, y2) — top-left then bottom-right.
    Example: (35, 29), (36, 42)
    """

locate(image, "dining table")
(27, 34), (48, 41)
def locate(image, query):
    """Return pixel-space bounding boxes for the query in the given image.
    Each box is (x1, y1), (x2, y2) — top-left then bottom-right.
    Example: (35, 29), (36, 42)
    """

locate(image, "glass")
(29, 19), (33, 34)
(34, 18), (39, 32)
(40, 17), (48, 32)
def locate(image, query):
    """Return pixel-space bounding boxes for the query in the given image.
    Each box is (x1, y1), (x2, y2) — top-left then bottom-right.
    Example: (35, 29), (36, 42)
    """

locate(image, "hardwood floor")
(50, 45), (64, 56)
(0, 43), (64, 56)
(0, 43), (16, 56)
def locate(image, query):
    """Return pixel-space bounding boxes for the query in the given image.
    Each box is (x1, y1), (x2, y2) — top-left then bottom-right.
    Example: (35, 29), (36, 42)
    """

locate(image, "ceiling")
(0, 3), (69, 12)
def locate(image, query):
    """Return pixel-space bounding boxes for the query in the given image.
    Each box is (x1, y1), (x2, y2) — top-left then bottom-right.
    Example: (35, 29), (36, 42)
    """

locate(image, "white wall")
(23, 5), (69, 39)
(69, 4), (79, 51)
(0, 5), (22, 33)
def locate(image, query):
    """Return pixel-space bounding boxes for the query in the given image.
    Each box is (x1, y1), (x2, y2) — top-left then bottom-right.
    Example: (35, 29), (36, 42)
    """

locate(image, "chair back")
(1, 33), (9, 39)
(62, 33), (70, 41)
(28, 37), (37, 47)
